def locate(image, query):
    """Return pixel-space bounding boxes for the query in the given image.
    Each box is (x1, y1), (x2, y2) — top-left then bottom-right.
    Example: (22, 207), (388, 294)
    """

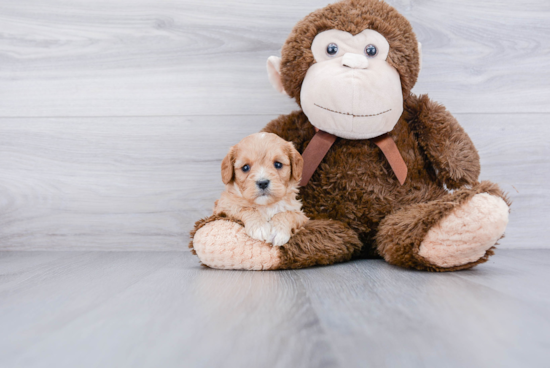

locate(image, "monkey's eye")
(326, 43), (339, 56)
(274, 162), (283, 169)
(365, 44), (377, 57)
(242, 165), (250, 173)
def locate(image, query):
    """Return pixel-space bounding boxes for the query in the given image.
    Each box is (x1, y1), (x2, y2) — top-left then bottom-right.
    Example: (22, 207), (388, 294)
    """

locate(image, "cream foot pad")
(418, 193), (509, 268)
(193, 220), (282, 270)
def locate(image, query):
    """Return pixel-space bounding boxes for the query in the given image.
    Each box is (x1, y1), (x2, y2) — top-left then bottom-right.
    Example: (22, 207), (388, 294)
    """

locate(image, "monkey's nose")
(256, 180), (270, 190)
(342, 53), (369, 69)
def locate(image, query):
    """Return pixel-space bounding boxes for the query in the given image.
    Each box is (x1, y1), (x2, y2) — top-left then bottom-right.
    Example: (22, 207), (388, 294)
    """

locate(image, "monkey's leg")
(190, 215), (362, 270)
(376, 181), (510, 272)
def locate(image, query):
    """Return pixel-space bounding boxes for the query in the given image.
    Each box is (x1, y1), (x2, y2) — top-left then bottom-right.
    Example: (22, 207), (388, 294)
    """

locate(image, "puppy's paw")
(269, 226), (292, 246)
(245, 222), (272, 243)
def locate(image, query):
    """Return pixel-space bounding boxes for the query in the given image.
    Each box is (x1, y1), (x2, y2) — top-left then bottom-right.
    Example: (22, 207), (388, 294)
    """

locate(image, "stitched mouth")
(314, 103), (391, 118)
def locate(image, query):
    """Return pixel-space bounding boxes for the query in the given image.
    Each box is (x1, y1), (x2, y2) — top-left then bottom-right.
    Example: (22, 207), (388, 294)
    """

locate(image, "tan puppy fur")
(214, 133), (308, 246)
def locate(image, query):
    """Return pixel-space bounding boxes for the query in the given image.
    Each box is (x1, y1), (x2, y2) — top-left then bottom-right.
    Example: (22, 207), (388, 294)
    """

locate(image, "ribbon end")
(397, 168), (408, 186)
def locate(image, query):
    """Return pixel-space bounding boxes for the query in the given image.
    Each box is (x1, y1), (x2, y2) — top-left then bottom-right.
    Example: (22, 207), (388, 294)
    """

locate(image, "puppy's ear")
(288, 142), (303, 182)
(221, 146), (235, 185)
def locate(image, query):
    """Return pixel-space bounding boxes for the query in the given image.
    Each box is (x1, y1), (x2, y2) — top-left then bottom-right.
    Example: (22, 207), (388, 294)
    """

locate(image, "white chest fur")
(259, 199), (300, 221)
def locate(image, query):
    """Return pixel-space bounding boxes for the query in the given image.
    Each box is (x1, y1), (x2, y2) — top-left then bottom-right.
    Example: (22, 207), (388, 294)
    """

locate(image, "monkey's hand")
(269, 211), (309, 246)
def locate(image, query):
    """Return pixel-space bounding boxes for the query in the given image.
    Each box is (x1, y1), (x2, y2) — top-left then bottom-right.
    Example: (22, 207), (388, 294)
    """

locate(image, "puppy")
(214, 132), (308, 246)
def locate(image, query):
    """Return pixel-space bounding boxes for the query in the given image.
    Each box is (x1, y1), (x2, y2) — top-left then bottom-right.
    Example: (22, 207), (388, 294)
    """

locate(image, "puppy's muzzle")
(256, 180), (270, 190)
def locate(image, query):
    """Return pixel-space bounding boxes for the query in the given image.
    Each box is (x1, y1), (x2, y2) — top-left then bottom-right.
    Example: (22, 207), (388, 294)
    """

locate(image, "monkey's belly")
(299, 171), (447, 257)
(299, 183), (392, 248)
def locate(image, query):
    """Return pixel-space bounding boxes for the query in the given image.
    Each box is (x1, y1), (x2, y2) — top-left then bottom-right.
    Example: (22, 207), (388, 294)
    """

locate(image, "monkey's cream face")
(300, 29), (404, 140)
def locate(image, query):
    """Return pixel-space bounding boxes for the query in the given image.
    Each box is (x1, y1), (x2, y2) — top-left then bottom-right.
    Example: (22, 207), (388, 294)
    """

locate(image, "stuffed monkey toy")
(190, 0), (510, 272)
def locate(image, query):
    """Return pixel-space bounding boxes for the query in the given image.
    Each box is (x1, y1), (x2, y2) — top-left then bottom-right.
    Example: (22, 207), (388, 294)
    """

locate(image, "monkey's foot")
(418, 193), (509, 268)
(189, 215), (362, 270)
(193, 220), (281, 271)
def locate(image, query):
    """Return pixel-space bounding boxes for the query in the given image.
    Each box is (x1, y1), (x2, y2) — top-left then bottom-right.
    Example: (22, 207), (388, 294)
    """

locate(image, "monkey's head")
(267, 0), (422, 140)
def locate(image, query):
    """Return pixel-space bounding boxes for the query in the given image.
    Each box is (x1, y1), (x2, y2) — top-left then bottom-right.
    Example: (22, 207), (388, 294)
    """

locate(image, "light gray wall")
(0, 0), (548, 250)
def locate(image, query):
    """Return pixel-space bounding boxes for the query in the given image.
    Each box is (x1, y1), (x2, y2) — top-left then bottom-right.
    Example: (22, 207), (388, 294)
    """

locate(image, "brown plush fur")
(189, 0), (510, 271)
(376, 181), (510, 272)
(278, 219), (363, 269)
(259, 94), (509, 271)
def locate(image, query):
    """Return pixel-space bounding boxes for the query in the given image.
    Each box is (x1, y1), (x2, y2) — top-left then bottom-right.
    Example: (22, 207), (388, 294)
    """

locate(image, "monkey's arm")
(407, 94), (480, 189)
(261, 111), (315, 152)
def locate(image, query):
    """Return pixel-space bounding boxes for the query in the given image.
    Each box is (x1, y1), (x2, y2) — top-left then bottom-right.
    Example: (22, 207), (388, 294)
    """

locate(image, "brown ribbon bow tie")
(299, 130), (408, 187)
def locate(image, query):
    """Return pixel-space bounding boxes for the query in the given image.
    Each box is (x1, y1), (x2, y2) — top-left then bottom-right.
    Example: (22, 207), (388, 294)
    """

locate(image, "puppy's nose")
(256, 180), (270, 190)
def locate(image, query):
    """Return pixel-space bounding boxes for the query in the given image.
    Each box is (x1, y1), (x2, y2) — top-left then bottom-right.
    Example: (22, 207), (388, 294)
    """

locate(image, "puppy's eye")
(274, 162), (283, 169)
(242, 165), (250, 172)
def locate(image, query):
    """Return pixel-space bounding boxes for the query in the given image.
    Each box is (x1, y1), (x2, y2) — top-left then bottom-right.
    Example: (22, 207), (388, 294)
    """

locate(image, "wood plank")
(0, 0), (548, 117)
(0, 251), (341, 368)
(297, 252), (550, 368)
(0, 115), (273, 250)
(453, 250), (550, 307)
(0, 113), (547, 250)
(0, 250), (549, 367)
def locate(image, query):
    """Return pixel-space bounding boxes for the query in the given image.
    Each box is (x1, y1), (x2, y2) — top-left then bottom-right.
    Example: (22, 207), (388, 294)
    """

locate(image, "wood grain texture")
(0, 0), (548, 117)
(0, 250), (549, 368)
(0, 113), (548, 250)
(0, 0), (548, 250)
(0, 116), (272, 250)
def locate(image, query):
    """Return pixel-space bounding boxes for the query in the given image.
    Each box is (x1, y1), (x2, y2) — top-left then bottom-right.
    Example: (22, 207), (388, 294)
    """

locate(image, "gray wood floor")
(1, 0), (549, 250)
(1, 250), (549, 368)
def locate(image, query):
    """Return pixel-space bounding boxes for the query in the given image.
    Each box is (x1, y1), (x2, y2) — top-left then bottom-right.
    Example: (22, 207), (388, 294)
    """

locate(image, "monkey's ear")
(288, 142), (303, 182)
(418, 42), (423, 73)
(267, 56), (288, 95)
(221, 147), (235, 185)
